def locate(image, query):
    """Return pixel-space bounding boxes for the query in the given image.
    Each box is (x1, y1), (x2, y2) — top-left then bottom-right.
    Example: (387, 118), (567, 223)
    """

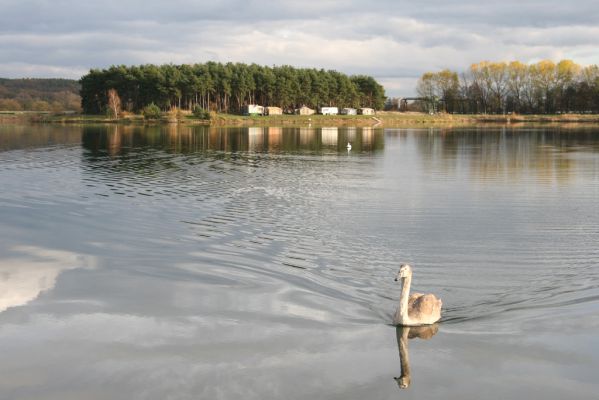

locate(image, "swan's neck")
(398, 327), (411, 388)
(395, 274), (412, 325)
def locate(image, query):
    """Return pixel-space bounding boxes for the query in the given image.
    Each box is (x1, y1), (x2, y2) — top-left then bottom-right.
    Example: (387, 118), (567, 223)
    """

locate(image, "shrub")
(143, 103), (161, 120)
(29, 100), (52, 111)
(0, 99), (23, 111)
(167, 106), (184, 121)
(192, 105), (210, 119)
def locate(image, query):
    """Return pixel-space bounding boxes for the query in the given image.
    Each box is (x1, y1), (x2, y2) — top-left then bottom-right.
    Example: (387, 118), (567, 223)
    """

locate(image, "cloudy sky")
(1, 0), (598, 95)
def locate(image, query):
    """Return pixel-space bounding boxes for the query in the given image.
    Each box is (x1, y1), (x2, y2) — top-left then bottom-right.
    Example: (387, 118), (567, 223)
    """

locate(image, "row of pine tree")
(80, 62), (386, 114)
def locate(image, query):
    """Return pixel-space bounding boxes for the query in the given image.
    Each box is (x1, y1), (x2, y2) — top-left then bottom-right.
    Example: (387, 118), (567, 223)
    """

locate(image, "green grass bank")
(3, 110), (599, 127)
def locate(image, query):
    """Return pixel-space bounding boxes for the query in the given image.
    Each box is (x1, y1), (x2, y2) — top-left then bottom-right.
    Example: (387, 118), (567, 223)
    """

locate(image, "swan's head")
(394, 375), (411, 389)
(395, 264), (412, 281)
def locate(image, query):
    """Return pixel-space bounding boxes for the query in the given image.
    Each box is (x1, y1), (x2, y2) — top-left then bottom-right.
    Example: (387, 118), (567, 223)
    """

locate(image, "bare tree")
(507, 61), (528, 112)
(107, 88), (121, 119)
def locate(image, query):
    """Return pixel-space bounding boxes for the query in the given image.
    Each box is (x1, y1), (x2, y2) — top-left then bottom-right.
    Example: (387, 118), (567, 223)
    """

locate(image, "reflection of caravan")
(243, 104), (264, 116)
(321, 127), (338, 145)
(345, 127), (357, 142)
(319, 107), (339, 115)
(248, 127), (265, 150)
(268, 127), (283, 149)
(299, 128), (315, 145)
(361, 127), (373, 146)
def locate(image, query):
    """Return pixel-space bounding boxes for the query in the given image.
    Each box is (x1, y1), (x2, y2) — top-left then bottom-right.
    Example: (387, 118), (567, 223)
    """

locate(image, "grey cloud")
(371, 0), (599, 28)
(4, 0), (598, 33)
(1, 0), (599, 96)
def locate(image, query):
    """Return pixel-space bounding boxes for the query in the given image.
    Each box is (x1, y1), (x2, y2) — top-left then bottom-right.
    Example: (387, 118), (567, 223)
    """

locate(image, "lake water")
(1, 124), (598, 399)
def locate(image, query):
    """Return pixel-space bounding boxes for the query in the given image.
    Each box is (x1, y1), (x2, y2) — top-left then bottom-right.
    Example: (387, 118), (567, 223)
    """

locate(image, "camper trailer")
(265, 106), (283, 115)
(295, 106), (316, 115)
(243, 104), (264, 116)
(319, 107), (339, 115)
(340, 108), (357, 115)
(358, 107), (375, 115)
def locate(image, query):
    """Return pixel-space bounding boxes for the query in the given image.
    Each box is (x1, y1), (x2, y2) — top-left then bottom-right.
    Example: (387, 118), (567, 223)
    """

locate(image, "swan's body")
(393, 264), (442, 326)
(346, 142), (352, 150)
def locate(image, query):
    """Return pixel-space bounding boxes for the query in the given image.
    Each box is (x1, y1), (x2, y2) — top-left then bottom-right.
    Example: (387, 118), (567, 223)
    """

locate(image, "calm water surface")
(1, 124), (598, 399)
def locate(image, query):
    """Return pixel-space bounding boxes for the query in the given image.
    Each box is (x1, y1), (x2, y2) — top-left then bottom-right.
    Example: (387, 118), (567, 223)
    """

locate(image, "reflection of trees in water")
(0, 124), (83, 151)
(80, 125), (385, 156)
(410, 127), (599, 184)
(82, 125), (210, 157)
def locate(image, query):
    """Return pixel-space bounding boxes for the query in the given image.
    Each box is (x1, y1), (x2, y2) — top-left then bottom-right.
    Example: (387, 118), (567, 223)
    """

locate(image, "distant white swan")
(393, 264), (442, 326)
(346, 142), (352, 150)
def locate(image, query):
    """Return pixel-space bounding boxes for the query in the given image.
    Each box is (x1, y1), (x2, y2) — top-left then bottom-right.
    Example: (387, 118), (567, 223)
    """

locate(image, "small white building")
(295, 106), (316, 115)
(319, 107), (339, 115)
(358, 107), (375, 115)
(243, 104), (264, 116)
(340, 108), (357, 115)
(265, 106), (283, 115)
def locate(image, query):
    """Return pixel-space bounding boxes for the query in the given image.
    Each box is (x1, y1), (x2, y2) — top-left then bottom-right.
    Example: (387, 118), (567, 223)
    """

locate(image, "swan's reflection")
(394, 324), (439, 389)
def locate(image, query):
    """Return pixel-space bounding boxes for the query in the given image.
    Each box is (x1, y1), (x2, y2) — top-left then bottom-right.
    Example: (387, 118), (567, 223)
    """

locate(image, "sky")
(1, 0), (598, 96)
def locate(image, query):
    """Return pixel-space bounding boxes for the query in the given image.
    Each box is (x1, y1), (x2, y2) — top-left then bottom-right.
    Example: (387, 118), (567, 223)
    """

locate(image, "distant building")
(265, 106), (283, 115)
(359, 107), (375, 115)
(295, 106), (315, 115)
(243, 104), (264, 116)
(340, 108), (357, 115)
(319, 107), (339, 115)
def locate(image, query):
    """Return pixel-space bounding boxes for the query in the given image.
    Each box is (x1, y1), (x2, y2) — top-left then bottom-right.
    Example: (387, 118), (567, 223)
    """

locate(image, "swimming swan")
(346, 142), (352, 150)
(393, 264), (442, 326)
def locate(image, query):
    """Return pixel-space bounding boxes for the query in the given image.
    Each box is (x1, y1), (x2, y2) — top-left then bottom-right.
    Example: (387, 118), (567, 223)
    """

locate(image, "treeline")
(417, 60), (599, 114)
(0, 78), (81, 112)
(79, 62), (386, 114)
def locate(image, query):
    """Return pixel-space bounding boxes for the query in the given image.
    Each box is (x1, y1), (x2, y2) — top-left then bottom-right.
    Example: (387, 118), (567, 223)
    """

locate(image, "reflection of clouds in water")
(0, 312), (395, 399)
(0, 246), (96, 313)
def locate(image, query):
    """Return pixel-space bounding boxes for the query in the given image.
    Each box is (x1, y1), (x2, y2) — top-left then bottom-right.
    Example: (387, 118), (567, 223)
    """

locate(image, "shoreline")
(2, 111), (599, 127)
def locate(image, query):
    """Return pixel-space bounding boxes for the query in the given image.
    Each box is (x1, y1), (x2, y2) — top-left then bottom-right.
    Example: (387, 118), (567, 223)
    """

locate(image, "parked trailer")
(265, 106), (283, 115)
(295, 106), (316, 115)
(319, 107), (339, 115)
(358, 107), (375, 115)
(243, 104), (264, 116)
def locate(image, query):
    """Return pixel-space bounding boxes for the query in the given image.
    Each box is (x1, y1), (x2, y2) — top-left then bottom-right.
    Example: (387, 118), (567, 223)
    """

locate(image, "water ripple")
(1, 125), (598, 328)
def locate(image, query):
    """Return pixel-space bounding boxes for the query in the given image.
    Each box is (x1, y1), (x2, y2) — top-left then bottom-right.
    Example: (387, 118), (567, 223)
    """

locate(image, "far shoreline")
(2, 111), (599, 128)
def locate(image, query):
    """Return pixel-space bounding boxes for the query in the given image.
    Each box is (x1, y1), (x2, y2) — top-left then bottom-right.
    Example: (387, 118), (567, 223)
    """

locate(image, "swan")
(393, 264), (442, 326)
(346, 142), (352, 150)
